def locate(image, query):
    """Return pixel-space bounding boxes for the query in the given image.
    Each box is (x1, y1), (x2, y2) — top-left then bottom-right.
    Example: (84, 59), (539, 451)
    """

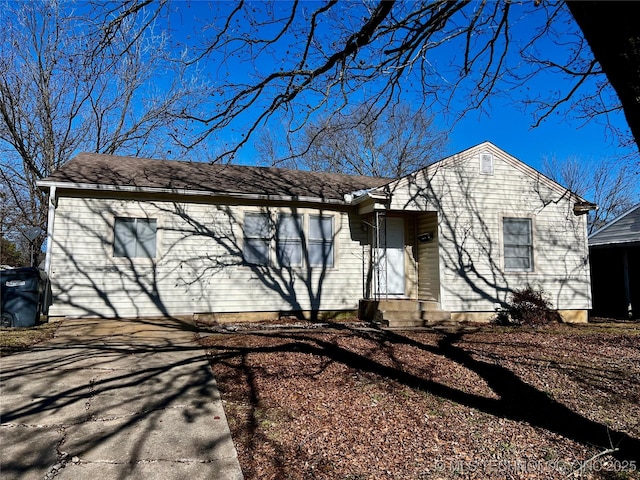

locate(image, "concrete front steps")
(359, 299), (452, 328)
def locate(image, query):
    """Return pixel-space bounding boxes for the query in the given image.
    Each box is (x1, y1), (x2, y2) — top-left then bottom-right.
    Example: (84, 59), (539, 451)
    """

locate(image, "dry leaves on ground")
(0, 321), (58, 356)
(201, 322), (640, 479)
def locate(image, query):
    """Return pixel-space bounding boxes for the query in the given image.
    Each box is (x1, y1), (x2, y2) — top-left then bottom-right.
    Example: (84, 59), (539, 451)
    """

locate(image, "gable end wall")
(388, 145), (591, 313)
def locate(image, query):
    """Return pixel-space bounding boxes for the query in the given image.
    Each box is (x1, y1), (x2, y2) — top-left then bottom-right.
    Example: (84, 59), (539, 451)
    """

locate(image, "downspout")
(362, 241), (365, 299)
(44, 186), (56, 276)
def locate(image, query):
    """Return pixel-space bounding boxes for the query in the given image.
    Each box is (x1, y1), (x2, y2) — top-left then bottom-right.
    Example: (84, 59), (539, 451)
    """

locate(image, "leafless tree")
(0, 180), (30, 266)
(36, 2), (635, 162)
(257, 103), (447, 178)
(174, 1), (638, 161)
(1, 184), (22, 266)
(0, 0), (208, 264)
(542, 155), (639, 234)
(4, 0), (640, 265)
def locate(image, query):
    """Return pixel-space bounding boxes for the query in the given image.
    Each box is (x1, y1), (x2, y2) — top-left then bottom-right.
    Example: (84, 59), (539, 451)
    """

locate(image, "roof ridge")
(73, 151), (390, 182)
(39, 152), (391, 202)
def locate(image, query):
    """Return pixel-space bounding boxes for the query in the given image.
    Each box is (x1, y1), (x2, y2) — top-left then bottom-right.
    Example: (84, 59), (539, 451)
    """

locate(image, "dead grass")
(201, 322), (640, 479)
(0, 321), (59, 356)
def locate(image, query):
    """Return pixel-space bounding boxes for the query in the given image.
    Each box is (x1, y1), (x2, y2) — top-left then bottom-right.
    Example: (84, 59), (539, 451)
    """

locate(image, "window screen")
(277, 214), (302, 266)
(503, 218), (533, 271)
(309, 215), (334, 268)
(114, 218), (157, 258)
(243, 213), (270, 265)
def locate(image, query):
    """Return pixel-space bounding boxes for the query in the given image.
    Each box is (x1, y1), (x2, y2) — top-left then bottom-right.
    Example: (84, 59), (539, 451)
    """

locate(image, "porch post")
(375, 210), (381, 301)
(623, 248), (632, 318)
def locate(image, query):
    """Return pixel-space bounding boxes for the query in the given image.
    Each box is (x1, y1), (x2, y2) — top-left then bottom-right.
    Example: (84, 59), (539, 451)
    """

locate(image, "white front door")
(377, 217), (405, 296)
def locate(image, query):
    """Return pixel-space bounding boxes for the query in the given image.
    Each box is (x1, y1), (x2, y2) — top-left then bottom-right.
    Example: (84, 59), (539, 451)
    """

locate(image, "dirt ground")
(201, 322), (640, 479)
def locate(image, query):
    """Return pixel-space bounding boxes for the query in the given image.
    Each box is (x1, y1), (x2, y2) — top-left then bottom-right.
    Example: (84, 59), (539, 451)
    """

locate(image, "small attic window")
(480, 153), (494, 175)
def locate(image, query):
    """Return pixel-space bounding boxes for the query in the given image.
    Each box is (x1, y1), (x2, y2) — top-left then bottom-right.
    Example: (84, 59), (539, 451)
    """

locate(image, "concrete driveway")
(0, 318), (243, 480)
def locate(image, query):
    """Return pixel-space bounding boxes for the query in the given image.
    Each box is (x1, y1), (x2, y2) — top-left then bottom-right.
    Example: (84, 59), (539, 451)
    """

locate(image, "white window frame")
(243, 212), (271, 266)
(276, 214), (303, 267)
(113, 217), (158, 259)
(308, 215), (334, 268)
(502, 216), (534, 272)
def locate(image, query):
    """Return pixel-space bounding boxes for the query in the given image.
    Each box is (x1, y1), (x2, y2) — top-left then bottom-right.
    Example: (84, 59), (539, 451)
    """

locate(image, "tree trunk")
(567, 1), (640, 153)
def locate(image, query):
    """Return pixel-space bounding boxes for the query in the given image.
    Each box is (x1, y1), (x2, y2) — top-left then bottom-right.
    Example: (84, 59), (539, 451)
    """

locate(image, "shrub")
(495, 286), (562, 326)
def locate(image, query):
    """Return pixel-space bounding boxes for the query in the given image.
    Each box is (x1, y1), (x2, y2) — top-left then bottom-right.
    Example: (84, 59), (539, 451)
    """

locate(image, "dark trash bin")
(0, 267), (49, 328)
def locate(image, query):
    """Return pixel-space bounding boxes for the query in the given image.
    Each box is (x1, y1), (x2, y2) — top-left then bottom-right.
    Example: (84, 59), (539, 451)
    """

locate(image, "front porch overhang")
(349, 190), (390, 215)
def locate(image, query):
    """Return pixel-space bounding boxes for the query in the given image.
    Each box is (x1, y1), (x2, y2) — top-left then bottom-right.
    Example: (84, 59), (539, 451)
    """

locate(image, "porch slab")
(359, 299), (451, 327)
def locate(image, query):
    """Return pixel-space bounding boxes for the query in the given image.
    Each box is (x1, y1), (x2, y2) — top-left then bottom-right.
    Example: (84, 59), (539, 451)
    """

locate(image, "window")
(277, 214), (302, 266)
(309, 215), (334, 267)
(503, 218), (533, 271)
(243, 213), (270, 265)
(114, 217), (157, 258)
(480, 153), (494, 175)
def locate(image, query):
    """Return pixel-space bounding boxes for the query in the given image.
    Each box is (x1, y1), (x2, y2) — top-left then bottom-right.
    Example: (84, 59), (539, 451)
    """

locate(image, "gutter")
(573, 201), (598, 216)
(36, 180), (352, 206)
(345, 188), (390, 206)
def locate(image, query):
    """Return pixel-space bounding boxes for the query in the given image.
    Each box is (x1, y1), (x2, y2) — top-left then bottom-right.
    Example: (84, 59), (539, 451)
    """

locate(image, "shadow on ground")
(0, 318), (242, 480)
(204, 323), (640, 478)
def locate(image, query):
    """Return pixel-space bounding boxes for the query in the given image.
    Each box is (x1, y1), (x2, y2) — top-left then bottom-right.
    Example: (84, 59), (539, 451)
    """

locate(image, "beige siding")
(48, 196), (368, 318)
(46, 142), (591, 319)
(388, 143), (591, 313)
(404, 214), (418, 299)
(417, 212), (440, 302)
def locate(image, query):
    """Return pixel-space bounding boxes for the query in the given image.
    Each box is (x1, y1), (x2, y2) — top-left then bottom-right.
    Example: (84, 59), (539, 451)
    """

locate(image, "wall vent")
(480, 153), (494, 175)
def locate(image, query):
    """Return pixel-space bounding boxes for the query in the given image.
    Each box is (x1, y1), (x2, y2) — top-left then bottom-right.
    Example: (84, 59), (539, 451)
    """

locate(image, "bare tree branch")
(257, 102), (448, 178)
(173, 1), (634, 162)
(542, 155), (639, 233)
(0, 0), (210, 264)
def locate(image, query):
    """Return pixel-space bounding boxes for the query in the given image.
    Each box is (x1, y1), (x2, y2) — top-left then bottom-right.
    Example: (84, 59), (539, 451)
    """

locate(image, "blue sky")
(448, 100), (632, 172)
(441, 4), (636, 172)
(167, 1), (637, 176)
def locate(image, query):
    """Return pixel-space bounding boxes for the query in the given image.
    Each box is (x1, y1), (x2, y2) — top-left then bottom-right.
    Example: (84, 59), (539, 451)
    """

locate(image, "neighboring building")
(589, 204), (640, 319)
(37, 142), (594, 324)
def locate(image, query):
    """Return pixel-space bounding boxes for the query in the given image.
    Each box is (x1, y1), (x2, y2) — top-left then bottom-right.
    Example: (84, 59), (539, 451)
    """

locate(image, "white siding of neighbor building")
(47, 195), (368, 318)
(589, 204), (640, 246)
(387, 142), (591, 313)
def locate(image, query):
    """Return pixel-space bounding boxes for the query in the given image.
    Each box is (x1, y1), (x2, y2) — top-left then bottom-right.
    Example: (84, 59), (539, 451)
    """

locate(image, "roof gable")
(38, 152), (390, 203)
(589, 204), (640, 246)
(376, 141), (586, 202)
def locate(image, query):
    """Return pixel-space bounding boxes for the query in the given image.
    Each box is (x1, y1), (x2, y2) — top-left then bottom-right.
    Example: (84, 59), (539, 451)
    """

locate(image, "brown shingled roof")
(40, 152), (391, 201)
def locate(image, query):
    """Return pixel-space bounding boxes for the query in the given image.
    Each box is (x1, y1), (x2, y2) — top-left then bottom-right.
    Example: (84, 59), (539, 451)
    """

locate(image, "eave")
(36, 180), (352, 206)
